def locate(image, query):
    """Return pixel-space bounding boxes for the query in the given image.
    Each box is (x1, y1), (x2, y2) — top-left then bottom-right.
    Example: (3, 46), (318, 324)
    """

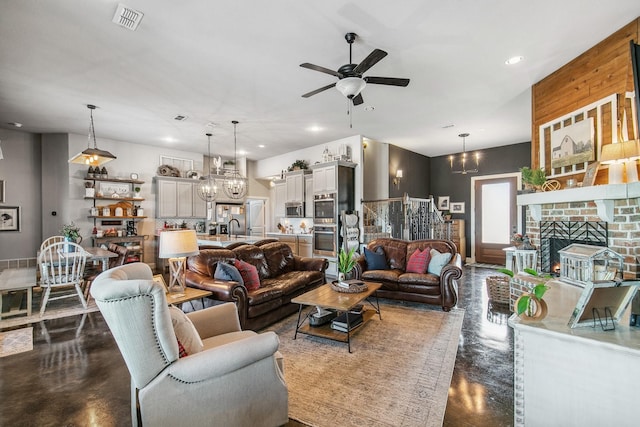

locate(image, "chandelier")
(197, 133), (218, 202)
(222, 120), (248, 199)
(68, 104), (117, 166)
(450, 133), (479, 174)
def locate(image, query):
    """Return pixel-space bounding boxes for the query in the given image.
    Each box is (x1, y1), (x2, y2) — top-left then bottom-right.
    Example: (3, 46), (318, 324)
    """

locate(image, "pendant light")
(197, 133), (218, 202)
(222, 120), (248, 199)
(449, 133), (479, 174)
(68, 104), (117, 166)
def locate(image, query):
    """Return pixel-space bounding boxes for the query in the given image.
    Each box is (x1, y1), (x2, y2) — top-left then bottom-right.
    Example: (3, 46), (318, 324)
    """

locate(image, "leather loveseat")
(353, 238), (462, 311)
(185, 241), (328, 330)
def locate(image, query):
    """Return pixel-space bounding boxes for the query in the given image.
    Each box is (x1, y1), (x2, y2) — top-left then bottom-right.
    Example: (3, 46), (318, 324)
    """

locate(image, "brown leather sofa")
(353, 238), (462, 311)
(185, 241), (328, 330)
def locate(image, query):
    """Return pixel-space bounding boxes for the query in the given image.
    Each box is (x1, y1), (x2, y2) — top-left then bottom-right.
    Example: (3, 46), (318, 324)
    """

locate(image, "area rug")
(265, 301), (465, 427)
(0, 327), (33, 358)
(0, 300), (99, 329)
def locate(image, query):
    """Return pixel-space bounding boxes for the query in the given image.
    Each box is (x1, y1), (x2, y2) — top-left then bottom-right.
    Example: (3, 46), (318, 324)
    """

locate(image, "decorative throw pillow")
(233, 259), (261, 291)
(406, 248), (431, 274)
(214, 261), (244, 284)
(168, 305), (204, 355)
(176, 338), (189, 358)
(428, 249), (453, 275)
(364, 246), (388, 270)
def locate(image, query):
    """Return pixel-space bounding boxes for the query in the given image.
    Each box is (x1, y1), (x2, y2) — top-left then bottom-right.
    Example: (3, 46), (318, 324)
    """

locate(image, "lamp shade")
(396, 170), (403, 179)
(336, 77), (366, 98)
(600, 143), (627, 164)
(158, 230), (199, 258)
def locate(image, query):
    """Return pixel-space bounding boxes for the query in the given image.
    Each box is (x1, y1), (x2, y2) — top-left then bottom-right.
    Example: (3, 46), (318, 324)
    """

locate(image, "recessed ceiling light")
(505, 56), (524, 65)
(364, 106), (375, 112)
(8, 122), (22, 128)
(258, 144), (265, 148)
(163, 136), (177, 143)
(307, 126), (323, 132)
(238, 150), (247, 156)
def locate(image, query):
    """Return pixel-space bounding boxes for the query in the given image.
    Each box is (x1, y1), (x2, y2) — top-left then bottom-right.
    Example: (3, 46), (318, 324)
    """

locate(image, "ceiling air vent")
(174, 115), (188, 121)
(112, 4), (144, 31)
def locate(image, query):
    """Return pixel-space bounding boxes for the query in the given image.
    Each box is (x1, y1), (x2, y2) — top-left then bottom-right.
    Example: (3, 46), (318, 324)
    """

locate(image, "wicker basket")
(486, 276), (511, 305)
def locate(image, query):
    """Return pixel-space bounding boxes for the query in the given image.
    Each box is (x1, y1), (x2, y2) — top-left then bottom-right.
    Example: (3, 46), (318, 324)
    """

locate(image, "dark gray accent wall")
(388, 144), (431, 198)
(0, 129), (42, 259)
(41, 134), (70, 239)
(430, 141), (531, 257)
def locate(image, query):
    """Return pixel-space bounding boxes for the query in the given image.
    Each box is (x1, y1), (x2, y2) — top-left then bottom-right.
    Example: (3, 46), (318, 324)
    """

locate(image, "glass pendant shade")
(69, 105), (116, 166)
(336, 77), (366, 98)
(222, 121), (248, 199)
(197, 133), (218, 202)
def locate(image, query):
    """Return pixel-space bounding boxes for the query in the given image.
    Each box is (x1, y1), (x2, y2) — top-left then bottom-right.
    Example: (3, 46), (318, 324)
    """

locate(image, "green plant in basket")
(61, 222), (81, 241)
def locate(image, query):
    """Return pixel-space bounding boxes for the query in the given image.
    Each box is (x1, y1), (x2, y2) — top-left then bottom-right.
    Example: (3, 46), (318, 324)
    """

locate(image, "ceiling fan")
(300, 32), (410, 106)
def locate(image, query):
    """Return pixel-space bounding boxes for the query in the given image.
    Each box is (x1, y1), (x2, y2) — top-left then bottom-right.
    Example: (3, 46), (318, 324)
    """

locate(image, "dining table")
(37, 246), (118, 271)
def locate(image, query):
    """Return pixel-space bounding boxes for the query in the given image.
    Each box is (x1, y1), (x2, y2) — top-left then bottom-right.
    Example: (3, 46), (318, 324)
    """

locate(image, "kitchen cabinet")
(273, 180), (286, 219)
(312, 165), (337, 194)
(305, 175), (313, 218)
(285, 170), (308, 203)
(298, 235), (312, 257)
(156, 177), (207, 219)
(277, 235), (298, 255)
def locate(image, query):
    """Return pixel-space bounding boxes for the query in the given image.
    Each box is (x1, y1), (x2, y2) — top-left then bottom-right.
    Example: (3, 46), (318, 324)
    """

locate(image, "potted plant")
(442, 211), (452, 221)
(288, 159), (309, 171)
(520, 166), (547, 191)
(133, 186), (142, 198)
(61, 222), (82, 251)
(338, 247), (357, 282)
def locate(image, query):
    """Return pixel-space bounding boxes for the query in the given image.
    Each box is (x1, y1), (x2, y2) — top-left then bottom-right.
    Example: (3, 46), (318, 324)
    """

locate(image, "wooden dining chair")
(38, 241), (88, 316)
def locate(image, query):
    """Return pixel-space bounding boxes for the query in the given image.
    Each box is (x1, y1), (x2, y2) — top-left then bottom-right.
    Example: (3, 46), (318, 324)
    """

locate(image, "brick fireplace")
(517, 183), (640, 279)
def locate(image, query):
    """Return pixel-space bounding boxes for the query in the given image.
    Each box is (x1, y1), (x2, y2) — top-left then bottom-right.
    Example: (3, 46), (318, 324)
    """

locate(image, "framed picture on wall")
(582, 161), (600, 187)
(437, 196), (450, 210)
(450, 202), (465, 214)
(0, 206), (20, 231)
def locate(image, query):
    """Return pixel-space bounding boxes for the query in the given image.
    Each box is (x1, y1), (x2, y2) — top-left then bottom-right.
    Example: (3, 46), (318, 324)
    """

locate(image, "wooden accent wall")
(532, 18), (640, 184)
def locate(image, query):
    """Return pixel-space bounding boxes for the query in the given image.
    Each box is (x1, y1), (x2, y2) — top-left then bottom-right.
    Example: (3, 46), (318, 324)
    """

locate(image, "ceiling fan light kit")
(335, 77), (366, 98)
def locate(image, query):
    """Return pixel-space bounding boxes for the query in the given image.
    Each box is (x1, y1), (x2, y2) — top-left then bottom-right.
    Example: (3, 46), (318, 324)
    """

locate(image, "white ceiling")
(1, 1), (639, 160)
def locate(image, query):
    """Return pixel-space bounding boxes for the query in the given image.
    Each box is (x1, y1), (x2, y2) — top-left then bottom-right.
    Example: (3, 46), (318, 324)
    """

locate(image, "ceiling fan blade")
(353, 49), (387, 74)
(300, 63), (342, 78)
(352, 93), (364, 106)
(364, 76), (410, 87)
(301, 82), (337, 98)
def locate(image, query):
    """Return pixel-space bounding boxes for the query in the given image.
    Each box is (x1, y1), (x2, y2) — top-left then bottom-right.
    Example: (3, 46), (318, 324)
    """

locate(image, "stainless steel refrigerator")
(215, 203), (246, 235)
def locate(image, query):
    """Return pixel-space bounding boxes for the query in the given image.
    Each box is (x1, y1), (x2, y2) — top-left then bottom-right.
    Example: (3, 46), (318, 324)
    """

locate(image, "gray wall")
(388, 144), (431, 198)
(0, 129), (42, 259)
(41, 133), (70, 239)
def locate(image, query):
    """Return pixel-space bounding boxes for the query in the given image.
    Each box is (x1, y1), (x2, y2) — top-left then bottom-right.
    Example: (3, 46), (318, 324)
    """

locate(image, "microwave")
(285, 202), (305, 218)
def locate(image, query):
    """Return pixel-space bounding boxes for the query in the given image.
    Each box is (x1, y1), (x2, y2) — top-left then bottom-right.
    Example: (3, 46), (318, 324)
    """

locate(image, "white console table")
(508, 280), (640, 426)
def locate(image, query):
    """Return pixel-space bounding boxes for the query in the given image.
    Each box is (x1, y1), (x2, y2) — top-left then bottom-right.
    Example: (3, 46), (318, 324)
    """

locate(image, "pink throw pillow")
(406, 248), (431, 274)
(234, 259), (261, 291)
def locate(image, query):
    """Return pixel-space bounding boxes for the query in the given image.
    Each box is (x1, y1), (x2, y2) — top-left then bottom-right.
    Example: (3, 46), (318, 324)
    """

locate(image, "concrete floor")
(0, 266), (513, 426)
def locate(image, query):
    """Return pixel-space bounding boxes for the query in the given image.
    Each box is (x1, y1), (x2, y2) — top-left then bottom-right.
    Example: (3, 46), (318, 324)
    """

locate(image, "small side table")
(514, 249), (538, 272)
(0, 267), (37, 319)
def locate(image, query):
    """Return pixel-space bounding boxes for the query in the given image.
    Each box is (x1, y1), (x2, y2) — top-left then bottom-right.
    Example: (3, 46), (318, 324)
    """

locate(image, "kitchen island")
(196, 234), (263, 247)
(265, 232), (313, 257)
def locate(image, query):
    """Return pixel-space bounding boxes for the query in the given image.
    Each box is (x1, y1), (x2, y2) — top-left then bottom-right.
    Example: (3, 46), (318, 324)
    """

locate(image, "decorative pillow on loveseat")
(214, 262), (244, 284)
(428, 249), (452, 275)
(233, 259), (261, 291)
(169, 305), (204, 356)
(406, 247), (431, 273)
(364, 246), (388, 270)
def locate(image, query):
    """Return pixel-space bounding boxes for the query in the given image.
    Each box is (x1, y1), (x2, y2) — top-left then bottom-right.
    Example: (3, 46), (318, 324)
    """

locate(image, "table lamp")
(158, 230), (199, 295)
(600, 140), (640, 184)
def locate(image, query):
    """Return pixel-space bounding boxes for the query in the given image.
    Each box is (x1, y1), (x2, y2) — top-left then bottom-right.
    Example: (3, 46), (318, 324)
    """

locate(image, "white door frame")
(469, 172), (522, 264)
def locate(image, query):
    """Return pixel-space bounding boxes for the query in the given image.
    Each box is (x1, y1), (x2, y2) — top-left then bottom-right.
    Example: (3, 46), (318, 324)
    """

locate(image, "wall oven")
(313, 194), (337, 224)
(285, 202), (305, 218)
(313, 225), (337, 257)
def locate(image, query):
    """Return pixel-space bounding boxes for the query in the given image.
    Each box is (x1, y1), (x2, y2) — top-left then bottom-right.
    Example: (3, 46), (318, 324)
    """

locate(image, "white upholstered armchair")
(90, 263), (288, 427)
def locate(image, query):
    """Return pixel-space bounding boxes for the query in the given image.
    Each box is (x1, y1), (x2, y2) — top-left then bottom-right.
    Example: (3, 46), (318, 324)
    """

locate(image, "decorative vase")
(515, 296), (548, 320)
(338, 272), (345, 282)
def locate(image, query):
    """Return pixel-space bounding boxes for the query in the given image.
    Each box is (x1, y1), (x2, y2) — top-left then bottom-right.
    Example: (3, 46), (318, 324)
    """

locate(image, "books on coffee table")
(331, 311), (364, 332)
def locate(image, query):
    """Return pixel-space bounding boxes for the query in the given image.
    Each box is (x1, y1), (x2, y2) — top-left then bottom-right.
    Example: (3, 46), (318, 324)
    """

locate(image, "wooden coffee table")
(292, 282), (381, 352)
(166, 287), (212, 310)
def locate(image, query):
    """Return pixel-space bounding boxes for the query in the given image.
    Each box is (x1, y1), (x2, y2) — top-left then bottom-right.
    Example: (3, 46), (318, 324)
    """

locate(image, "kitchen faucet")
(228, 218), (240, 239)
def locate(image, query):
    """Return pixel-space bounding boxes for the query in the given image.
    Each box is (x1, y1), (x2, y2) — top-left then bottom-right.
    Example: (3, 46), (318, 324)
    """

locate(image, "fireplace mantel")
(517, 182), (640, 221)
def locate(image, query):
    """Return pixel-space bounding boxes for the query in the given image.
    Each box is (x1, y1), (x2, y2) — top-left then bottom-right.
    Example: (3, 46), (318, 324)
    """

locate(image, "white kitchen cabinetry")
(298, 235), (312, 257)
(273, 180), (286, 219)
(312, 164), (337, 194)
(156, 177), (207, 219)
(285, 170), (307, 203)
(305, 175), (313, 218)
